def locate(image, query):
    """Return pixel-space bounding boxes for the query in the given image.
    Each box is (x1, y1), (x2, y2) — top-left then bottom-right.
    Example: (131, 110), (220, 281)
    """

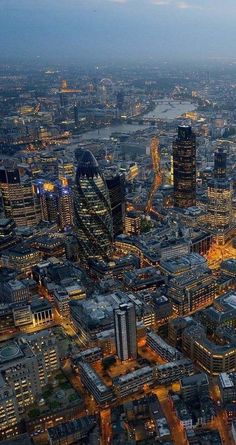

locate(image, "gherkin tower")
(74, 149), (113, 262)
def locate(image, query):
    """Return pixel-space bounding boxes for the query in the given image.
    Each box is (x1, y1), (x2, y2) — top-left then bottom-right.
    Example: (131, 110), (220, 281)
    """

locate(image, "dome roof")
(76, 149), (100, 179)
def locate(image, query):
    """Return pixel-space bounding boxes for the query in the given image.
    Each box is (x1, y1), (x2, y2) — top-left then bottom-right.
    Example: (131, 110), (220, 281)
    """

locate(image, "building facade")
(114, 302), (137, 361)
(74, 150), (113, 262)
(173, 126), (196, 208)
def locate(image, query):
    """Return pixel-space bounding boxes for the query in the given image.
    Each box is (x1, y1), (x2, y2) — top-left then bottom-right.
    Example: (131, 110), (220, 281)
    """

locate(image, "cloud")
(107, 0), (127, 3)
(176, 1), (190, 8)
(152, 0), (170, 5)
(152, 0), (205, 9)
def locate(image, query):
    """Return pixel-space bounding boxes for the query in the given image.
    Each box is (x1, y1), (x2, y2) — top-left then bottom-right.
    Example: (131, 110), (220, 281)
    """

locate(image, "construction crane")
(145, 136), (162, 213)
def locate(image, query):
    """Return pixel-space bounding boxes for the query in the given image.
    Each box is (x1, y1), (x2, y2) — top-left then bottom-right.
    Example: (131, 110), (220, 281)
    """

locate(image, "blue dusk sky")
(0, 0), (236, 63)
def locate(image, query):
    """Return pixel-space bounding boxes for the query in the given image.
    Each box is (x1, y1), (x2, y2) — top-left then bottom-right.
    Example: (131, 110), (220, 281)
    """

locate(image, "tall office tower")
(114, 303), (137, 361)
(74, 104), (79, 127)
(207, 148), (233, 229)
(58, 184), (74, 231)
(173, 125), (196, 208)
(74, 150), (113, 262)
(0, 218), (16, 251)
(116, 91), (124, 118)
(105, 173), (125, 237)
(58, 158), (75, 181)
(0, 167), (41, 227)
(214, 147), (227, 179)
(34, 179), (58, 223)
(39, 189), (58, 223)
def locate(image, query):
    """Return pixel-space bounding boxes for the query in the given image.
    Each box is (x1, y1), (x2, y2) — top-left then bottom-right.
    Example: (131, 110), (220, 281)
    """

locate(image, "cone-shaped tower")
(74, 150), (113, 263)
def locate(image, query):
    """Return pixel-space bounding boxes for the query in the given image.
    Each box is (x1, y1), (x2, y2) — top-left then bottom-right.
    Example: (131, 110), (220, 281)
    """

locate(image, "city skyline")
(0, 2), (236, 443)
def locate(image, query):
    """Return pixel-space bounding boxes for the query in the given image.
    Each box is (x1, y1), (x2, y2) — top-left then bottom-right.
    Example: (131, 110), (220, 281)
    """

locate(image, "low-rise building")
(47, 416), (98, 445)
(180, 373), (209, 401)
(182, 321), (236, 375)
(123, 266), (163, 291)
(53, 287), (70, 318)
(147, 331), (182, 361)
(77, 360), (114, 406)
(168, 267), (215, 316)
(218, 372), (236, 403)
(159, 253), (206, 277)
(73, 347), (103, 364)
(113, 366), (154, 398)
(154, 359), (194, 385)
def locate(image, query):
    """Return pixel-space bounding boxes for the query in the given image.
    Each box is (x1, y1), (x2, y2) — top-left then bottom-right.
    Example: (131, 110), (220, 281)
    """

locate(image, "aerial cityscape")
(1, 1), (236, 445)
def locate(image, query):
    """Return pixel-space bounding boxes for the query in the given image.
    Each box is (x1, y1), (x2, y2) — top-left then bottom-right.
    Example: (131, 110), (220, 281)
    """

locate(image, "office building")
(0, 218), (16, 251)
(73, 347), (103, 364)
(37, 184), (58, 224)
(168, 267), (215, 316)
(0, 279), (30, 304)
(0, 331), (59, 412)
(199, 291), (236, 332)
(218, 372), (236, 403)
(74, 149), (113, 262)
(114, 302), (137, 361)
(125, 211), (141, 235)
(105, 172), (125, 237)
(154, 359), (194, 385)
(48, 416), (97, 445)
(0, 246), (42, 275)
(173, 125), (196, 208)
(207, 148), (233, 232)
(113, 366), (154, 398)
(182, 321), (236, 375)
(180, 373), (209, 401)
(77, 360), (113, 406)
(0, 376), (20, 440)
(0, 166), (41, 227)
(147, 331), (182, 361)
(58, 184), (74, 231)
(58, 159), (74, 181)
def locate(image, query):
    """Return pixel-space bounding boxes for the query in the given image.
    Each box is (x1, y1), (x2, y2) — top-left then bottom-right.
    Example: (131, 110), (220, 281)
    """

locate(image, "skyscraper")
(36, 182), (58, 224)
(58, 183), (74, 231)
(74, 149), (113, 262)
(0, 166), (41, 227)
(173, 125), (196, 208)
(105, 172), (125, 237)
(207, 147), (233, 230)
(114, 303), (137, 361)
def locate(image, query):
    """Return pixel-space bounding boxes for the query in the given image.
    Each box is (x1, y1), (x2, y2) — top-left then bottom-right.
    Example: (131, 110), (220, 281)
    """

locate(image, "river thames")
(78, 98), (196, 141)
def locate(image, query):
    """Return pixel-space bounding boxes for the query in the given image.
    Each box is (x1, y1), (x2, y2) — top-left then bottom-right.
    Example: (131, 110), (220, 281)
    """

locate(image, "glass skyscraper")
(208, 147), (233, 229)
(74, 149), (113, 262)
(173, 125), (196, 208)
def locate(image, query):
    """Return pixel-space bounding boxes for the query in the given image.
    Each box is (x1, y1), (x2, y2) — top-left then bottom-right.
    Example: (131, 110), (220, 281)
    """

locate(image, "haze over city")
(1, 0), (236, 444)
(1, 0), (236, 63)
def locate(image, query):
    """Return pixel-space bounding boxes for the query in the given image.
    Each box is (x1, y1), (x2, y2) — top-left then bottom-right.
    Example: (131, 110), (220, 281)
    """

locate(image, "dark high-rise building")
(105, 173), (125, 237)
(173, 125), (196, 208)
(74, 104), (79, 127)
(38, 188), (58, 224)
(74, 150), (113, 262)
(116, 91), (124, 118)
(208, 148), (233, 230)
(214, 147), (227, 179)
(0, 218), (16, 251)
(58, 184), (74, 231)
(114, 303), (137, 361)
